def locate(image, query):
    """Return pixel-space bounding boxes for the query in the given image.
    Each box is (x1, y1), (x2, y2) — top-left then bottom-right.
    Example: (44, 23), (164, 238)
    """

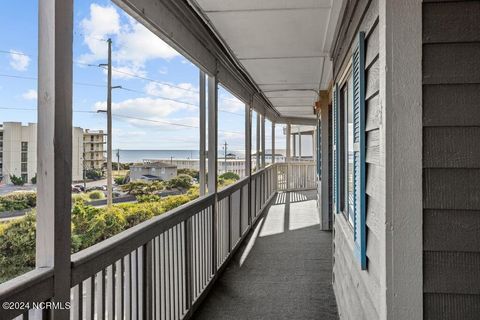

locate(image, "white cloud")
(144, 82), (198, 105)
(79, 4), (180, 77)
(9, 50), (30, 71)
(22, 89), (37, 100)
(219, 96), (245, 112)
(79, 4), (120, 63)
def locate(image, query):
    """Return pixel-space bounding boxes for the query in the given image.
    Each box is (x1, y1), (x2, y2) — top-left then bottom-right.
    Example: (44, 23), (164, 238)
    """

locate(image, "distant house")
(129, 162), (177, 182)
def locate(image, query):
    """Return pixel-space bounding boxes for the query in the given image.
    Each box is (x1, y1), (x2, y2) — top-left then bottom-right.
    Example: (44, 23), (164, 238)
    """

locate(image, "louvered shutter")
(352, 32), (367, 270)
(332, 83), (340, 214)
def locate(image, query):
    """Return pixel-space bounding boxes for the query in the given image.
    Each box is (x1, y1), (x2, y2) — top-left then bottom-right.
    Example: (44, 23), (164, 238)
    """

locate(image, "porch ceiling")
(193, 0), (344, 119)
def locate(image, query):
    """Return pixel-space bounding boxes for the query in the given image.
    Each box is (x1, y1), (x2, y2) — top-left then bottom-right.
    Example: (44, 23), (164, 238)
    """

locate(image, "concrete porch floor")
(193, 190), (338, 320)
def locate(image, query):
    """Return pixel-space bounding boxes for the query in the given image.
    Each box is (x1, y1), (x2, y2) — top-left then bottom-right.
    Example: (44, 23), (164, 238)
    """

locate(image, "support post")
(207, 74), (217, 195)
(261, 115), (266, 167)
(199, 70), (207, 196)
(298, 126), (302, 160)
(271, 122), (275, 164)
(286, 123), (291, 162)
(37, 0), (73, 318)
(207, 74), (218, 274)
(292, 132), (297, 159)
(256, 112), (260, 170)
(245, 105), (252, 177)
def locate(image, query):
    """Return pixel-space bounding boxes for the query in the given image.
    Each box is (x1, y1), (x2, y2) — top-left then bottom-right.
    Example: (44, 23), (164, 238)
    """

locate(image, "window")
(339, 71), (354, 225)
(21, 152), (28, 163)
(21, 163), (28, 173)
(21, 174), (28, 183)
(21, 141), (28, 152)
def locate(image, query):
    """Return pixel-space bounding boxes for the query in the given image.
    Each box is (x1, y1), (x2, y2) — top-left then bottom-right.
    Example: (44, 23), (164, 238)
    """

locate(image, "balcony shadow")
(193, 190), (337, 320)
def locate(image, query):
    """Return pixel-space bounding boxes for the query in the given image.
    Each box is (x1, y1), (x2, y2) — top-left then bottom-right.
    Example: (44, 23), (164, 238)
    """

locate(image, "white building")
(0, 122), (87, 184)
(130, 161), (177, 182)
(146, 158), (248, 178)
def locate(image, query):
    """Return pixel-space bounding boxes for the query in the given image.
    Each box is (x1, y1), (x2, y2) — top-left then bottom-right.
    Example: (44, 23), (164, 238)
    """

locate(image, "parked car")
(73, 184), (85, 192)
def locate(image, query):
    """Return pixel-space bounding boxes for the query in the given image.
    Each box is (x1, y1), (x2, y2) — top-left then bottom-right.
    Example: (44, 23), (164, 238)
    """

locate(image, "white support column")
(298, 127), (302, 160)
(286, 123), (291, 162)
(245, 105), (252, 176)
(207, 75), (218, 194)
(199, 70), (207, 196)
(261, 115), (266, 167)
(37, 0), (73, 318)
(271, 122), (275, 164)
(292, 132), (297, 159)
(256, 112), (260, 170)
(382, 0), (422, 318)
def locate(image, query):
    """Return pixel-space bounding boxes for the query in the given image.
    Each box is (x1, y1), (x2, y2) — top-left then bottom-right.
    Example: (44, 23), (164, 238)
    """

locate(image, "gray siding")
(331, 0), (383, 319)
(423, 1), (480, 319)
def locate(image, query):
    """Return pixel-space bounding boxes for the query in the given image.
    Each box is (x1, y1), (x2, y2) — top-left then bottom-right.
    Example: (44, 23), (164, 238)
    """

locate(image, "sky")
(0, 0), (285, 152)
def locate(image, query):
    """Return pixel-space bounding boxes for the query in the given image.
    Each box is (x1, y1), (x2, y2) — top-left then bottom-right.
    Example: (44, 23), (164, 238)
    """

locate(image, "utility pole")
(98, 39), (120, 207)
(106, 38), (113, 207)
(223, 141), (228, 174)
(116, 148), (120, 173)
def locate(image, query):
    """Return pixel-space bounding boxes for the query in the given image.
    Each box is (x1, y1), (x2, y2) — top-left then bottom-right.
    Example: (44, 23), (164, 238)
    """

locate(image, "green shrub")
(87, 190), (105, 200)
(121, 181), (163, 195)
(85, 169), (103, 181)
(0, 212), (36, 281)
(9, 175), (24, 186)
(136, 194), (162, 203)
(0, 185), (201, 283)
(0, 192), (37, 212)
(114, 176), (126, 185)
(166, 174), (193, 190)
(219, 172), (240, 181)
(72, 193), (88, 204)
(177, 168), (199, 180)
(31, 174), (37, 184)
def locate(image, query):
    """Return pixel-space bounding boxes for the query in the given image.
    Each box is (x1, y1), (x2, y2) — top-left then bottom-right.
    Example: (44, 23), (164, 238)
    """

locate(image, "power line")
(1, 49), (244, 106)
(0, 106), (242, 135)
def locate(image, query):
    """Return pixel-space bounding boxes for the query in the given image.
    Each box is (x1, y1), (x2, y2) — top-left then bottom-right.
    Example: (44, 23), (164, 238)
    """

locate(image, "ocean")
(114, 149), (286, 163)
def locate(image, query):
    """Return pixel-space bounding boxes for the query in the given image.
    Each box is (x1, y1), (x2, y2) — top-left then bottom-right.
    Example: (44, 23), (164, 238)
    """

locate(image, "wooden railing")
(1, 165), (282, 320)
(276, 161), (316, 191)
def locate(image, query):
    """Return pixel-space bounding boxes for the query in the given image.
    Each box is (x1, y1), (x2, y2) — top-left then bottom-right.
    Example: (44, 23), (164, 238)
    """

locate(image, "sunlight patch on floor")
(259, 204), (285, 237)
(289, 200), (319, 231)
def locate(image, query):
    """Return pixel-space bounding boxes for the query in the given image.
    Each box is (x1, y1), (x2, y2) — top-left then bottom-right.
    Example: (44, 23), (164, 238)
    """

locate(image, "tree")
(219, 172), (240, 181)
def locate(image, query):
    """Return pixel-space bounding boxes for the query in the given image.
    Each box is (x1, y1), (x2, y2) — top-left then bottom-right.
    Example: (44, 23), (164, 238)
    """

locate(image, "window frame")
(338, 67), (354, 227)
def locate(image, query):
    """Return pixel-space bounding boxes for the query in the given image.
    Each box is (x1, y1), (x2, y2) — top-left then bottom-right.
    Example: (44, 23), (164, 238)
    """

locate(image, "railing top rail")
(217, 176), (250, 200)
(70, 193), (215, 286)
(0, 268), (54, 319)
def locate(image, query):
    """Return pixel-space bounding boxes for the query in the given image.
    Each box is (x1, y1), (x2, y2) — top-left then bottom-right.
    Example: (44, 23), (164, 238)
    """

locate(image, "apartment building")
(0, 122), (87, 183)
(83, 129), (106, 170)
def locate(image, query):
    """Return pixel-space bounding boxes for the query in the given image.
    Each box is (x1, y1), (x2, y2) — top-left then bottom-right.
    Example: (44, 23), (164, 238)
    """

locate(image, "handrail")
(71, 193), (215, 286)
(0, 160), (318, 320)
(217, 176), (249, 200)
(0, 268), (54, 319)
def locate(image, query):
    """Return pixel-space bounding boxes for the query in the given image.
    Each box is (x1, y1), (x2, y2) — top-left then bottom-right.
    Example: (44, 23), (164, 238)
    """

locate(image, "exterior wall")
(130, 166), (177, 181)
(72, 127), (84, 182)
(83, 130), (105, 170)
(330, 0), (385, 319)
(1, 123), (84, 183)
(422, 1), (480, 318)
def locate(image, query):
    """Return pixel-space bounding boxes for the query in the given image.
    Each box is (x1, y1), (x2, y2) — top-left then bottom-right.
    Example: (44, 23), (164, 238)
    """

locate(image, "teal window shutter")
(332, 83), (340, 214)
(353, 32), (367, 270)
